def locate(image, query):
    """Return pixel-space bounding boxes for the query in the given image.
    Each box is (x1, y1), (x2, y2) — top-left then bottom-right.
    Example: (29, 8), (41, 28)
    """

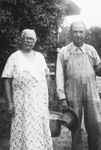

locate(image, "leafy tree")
(58, 25), (71, 47)
(0, 0), (70, 77)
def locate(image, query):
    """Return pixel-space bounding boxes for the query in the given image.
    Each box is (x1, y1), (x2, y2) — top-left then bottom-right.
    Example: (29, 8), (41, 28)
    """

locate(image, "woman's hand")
(7, 101), (15, 118)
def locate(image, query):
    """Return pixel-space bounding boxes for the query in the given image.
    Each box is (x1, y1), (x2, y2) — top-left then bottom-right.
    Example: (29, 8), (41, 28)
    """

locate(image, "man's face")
(71, 22), (85, 47)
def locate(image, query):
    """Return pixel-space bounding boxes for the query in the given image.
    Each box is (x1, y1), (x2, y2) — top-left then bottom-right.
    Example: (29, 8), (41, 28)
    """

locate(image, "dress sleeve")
(1, 54), (15, 78)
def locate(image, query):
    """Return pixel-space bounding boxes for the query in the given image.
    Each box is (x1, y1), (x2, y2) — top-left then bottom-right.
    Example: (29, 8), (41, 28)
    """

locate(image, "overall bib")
(65, 51), (101, 150)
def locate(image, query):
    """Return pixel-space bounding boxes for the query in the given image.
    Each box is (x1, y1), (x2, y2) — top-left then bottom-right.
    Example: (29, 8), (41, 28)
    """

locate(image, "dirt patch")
(53, 125), (88, 150)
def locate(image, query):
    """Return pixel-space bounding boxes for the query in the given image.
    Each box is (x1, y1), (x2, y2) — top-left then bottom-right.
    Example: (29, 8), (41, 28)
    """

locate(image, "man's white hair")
(69, 20), (86, 33)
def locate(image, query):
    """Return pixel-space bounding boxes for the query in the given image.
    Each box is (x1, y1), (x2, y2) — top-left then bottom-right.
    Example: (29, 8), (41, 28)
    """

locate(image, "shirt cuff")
(58, 94), (66, 101)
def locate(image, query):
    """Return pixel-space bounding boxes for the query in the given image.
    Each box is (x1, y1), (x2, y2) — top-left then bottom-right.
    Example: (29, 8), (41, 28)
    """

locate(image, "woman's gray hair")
(21, 29), (37, 41)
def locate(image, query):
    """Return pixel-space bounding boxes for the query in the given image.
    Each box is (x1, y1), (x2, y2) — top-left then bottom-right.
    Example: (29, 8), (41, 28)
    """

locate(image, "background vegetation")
(0, 0), (101, 75)
(0, 0), (71, 76)
(0, 0), (72, 96)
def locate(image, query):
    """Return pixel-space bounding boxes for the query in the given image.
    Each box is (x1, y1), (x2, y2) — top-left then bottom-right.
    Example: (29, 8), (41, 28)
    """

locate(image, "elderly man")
(56, 20), (101, 150)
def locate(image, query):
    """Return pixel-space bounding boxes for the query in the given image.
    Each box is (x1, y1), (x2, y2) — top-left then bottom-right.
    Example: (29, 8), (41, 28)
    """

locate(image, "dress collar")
(16, 50), (41, 81)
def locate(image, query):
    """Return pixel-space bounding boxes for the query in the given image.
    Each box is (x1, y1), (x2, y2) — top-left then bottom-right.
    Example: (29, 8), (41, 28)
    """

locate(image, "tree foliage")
(59, 26), (71, 47)
(0, 0), (70, 75)
(84, 26), (101, 57)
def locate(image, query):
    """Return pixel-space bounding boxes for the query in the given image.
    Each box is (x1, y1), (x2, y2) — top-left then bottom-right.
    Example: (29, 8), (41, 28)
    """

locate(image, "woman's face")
(21, 36), (36, 51)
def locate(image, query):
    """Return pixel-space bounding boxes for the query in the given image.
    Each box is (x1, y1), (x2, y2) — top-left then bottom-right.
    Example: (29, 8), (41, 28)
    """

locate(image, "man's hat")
(58, 107), (80, 132)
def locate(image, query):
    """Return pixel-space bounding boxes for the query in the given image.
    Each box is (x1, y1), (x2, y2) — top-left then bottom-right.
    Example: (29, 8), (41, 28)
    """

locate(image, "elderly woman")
(1, 29), (53, 150)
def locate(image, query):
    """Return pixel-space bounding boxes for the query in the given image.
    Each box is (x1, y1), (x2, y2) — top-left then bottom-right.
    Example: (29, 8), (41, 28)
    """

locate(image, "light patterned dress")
(2, 50), (53, 150)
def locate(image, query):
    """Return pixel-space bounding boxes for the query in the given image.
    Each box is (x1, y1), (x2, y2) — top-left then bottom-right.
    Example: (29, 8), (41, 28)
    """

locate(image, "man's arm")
(56, 52), (66, 100)
(56, 52), (68, 110)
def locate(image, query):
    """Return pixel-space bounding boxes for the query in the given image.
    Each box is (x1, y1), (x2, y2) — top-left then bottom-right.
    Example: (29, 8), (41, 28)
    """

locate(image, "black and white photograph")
(0, 0), (101, 150)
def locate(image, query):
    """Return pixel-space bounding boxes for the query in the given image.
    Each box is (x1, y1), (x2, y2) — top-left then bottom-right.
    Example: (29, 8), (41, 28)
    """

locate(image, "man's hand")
(48, 95), (53, 108)
(60, 99), (69, 111)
